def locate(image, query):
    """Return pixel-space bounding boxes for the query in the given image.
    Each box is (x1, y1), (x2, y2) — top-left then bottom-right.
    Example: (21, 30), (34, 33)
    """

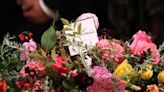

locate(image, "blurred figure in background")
(0, 0), (52, 42)
(0, 0), (108, 42)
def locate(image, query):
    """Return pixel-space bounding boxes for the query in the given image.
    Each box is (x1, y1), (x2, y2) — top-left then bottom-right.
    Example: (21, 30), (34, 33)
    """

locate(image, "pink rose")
(76, 13), (99, 29)
(22, 39), (37, 52)
(130, 30), (160, 64)
(132, 30), (152, 43)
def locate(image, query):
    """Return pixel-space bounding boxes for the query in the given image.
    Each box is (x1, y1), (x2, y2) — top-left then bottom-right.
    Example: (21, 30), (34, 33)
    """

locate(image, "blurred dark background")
(105, 0), (164, 45)
(0, 0), (164, 44)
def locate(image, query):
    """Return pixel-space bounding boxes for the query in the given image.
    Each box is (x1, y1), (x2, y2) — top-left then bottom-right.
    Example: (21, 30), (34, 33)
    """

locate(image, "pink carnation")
(87, 66), (126, 92)
(130, 30), (160, 64)
(96, 39), (125, 63)
(76, 13), (99, 29)
(96, 39), (110, 48)
(20, 60), (46, 77)
(92, 66), (112, 79)
(22, 39), (37, 52)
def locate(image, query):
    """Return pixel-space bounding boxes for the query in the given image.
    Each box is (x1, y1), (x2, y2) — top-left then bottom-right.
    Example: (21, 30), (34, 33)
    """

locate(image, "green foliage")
(0, 34), (24, 90)
(41, 26), (57, 51)
(159, 41), (164, 53)
(62, 77), (80, 92)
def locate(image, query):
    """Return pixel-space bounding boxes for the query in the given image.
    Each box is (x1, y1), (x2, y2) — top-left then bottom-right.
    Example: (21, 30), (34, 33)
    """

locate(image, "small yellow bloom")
(157, 70), (164, 83)
(139, 69), (153, 80)
(146, 64), (153, 70)
(113, 59), (136, 78)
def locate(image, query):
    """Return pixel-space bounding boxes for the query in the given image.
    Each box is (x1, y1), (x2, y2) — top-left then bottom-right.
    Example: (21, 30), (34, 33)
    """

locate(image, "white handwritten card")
(64, 17), (99, 56)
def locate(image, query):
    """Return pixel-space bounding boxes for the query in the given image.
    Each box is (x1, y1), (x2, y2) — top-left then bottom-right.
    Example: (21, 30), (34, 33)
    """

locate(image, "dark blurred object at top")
(0, 0), (163, 45)
(0, 0), (109, 43)
(106, 0), (164, 45)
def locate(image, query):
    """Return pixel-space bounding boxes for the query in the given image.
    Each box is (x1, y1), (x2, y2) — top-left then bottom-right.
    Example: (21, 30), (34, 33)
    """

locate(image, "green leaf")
(63, 27), (73, 31)
(62, 80), (75, 90)
(67, 34), (75, 36)
(78, 23), (82, 34)
(29, 52), (44, 59)
(73, 21), (77, 28)
(41, 26), (57, 50)
(40, 48), (47, 58)
(61, 18), (69, 25)
(73, 32), (80, 35)
(51, 48), (57, 60)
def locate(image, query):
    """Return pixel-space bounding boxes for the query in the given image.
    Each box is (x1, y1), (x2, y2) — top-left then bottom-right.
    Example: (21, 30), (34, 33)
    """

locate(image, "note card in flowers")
(64, 17), (99, 56)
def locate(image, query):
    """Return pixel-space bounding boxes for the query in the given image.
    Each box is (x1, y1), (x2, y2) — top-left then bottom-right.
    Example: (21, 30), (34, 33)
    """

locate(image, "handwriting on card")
(64, 17), (99, 56)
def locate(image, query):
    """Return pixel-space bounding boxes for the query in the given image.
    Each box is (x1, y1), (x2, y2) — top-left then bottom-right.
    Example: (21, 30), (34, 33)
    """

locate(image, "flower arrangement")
(0, 13), (164, 92)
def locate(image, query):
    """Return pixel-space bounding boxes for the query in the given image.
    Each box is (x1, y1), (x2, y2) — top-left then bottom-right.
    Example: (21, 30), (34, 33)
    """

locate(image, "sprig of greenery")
(159, 41), (164, 53)
(0, 34), (24, 91)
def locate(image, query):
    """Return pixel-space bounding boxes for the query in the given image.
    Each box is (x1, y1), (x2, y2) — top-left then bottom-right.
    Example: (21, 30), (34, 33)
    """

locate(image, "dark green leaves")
(41, 26), (57, 50)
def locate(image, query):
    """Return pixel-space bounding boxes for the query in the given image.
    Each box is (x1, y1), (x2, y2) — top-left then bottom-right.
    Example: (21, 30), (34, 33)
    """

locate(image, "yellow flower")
(146, 64), (153, 70)
(113, 59), (136, 79)
(157, 70), (164, 83)
(139, 69), (153, 80)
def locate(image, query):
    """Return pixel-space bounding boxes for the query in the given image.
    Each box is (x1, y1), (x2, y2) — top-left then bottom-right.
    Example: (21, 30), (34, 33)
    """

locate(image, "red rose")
(52, 56), (69, 73)
(0, 80), (7, 92)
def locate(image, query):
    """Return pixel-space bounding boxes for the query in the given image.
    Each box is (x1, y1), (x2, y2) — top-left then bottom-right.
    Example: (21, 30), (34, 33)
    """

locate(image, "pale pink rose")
(22, 39), (37, 52)
(96, 39), (110, 48)
(76, 13), (99, 29)
(130, 31), (160, 64)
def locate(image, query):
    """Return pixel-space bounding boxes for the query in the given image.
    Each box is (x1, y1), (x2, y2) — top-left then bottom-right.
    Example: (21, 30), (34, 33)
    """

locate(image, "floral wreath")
(0, 13), (164, 92)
